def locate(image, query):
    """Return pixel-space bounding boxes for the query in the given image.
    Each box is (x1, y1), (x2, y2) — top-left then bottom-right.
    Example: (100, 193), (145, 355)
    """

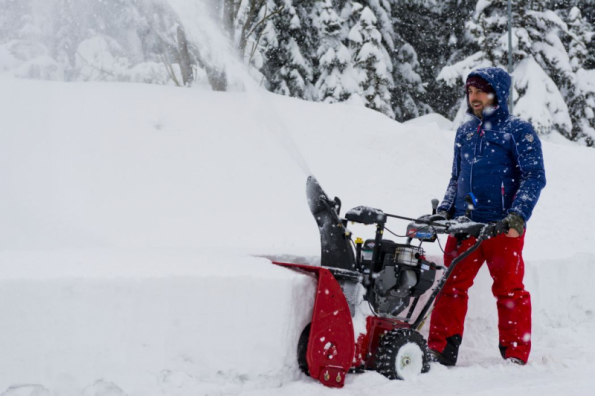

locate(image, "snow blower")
(273, 176), (508, 387)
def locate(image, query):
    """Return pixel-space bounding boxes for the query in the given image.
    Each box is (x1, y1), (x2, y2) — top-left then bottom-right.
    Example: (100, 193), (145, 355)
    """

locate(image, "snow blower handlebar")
(354, 211), (510, 329)
(348, 205), (510, 329)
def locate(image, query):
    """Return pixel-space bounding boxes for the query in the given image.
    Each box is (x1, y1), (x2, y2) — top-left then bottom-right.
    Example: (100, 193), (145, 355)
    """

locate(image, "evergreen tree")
(547, 0), (595, 69)
(350, 6), (394, 117)
(295, 0), (320, 84)
(313, 0), (357, 103)
(581, 1), (595, 69)
(390, 38), (431, 121)
(567, 5), (593, 74)
(259, 0), (315, 99)
(565, 6), (595, 145)
(401, 0), (476, 118)
(364, 0), (395, 53)
(377, 0), (477, 121)
(52, 0), (83, 80)
(338, 0), (362, 31)
(363, 0), (433, 121)
(0, 0), (30, 42)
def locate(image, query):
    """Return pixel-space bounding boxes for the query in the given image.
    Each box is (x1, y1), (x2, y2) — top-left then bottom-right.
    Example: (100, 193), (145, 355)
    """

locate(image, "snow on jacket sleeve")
(437, 130), (462, 215)
(508, 122), (546, 222)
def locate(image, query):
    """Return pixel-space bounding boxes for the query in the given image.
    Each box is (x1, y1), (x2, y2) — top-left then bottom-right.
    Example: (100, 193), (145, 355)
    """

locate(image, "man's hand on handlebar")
(503, 213), (525, 238)
(492, 220), (509, 237)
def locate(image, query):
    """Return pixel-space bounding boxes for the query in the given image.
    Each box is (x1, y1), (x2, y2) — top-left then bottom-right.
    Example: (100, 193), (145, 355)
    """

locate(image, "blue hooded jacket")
(437, 67), (546, 223)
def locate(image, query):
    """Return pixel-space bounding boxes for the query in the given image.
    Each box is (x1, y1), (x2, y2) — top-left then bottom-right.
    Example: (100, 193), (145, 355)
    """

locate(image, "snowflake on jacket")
(437, 67), (546, 223)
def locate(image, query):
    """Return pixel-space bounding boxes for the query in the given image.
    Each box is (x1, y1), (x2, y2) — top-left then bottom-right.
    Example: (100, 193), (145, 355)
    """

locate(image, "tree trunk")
(176, 26), (194, 86)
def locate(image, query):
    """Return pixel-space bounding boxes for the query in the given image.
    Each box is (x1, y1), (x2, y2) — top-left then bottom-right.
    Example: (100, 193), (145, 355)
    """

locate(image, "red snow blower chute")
(273, 176), (508, 387)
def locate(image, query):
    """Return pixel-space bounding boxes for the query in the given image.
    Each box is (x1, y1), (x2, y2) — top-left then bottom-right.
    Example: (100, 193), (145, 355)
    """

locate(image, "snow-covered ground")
(1, 78), (594, 395)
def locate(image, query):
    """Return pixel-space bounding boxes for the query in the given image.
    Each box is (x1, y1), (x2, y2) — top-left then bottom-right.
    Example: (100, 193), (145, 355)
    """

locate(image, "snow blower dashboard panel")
(405, 223), (438, 242)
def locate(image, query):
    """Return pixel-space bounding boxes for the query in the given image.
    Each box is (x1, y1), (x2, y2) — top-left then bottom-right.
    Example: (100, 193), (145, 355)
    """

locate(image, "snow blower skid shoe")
(273, 176), (509, 387)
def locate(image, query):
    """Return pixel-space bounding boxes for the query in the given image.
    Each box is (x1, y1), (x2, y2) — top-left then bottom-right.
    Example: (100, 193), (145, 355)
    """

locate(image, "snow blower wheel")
(297, 324), (311, 376)
(376, 329), (430, 380)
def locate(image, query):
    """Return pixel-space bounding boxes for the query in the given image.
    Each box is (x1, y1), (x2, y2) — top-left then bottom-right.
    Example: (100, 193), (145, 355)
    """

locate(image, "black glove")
(493, 220), (509, 236)
(503, 213), (525, 236)
(428, 211), (451, 222)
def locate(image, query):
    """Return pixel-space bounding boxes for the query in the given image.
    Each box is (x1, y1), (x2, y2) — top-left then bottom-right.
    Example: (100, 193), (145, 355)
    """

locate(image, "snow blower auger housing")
(273, 176), (508, 387)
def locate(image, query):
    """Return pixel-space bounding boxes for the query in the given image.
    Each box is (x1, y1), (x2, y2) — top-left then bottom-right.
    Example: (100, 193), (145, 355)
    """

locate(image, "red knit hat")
(466, 76), (495, 94)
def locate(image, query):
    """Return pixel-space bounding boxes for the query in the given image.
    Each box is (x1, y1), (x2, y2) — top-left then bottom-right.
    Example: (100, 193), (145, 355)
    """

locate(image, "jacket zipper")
(477, 123), (485, 155)
(501, 181), (505, 214)
(470, 121), (482, 220)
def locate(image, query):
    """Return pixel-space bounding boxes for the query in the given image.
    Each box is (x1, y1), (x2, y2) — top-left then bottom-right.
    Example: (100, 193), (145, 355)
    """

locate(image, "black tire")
(297, 324), (311, 376)
(376, 329), (431, 380)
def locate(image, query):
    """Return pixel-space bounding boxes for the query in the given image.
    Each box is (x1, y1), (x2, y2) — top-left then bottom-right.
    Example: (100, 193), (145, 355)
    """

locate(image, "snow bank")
(404, 112), (454, 130)
(1, 78), (594, 395)
(0, 250), (316, 395)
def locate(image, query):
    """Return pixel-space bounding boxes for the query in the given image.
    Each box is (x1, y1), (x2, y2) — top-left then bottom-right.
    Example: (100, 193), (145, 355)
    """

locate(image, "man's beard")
(472, 101), (483, 116)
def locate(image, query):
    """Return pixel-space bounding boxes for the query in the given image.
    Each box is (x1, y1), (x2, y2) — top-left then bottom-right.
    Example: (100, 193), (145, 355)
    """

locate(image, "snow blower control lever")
(273, 177), (509, 387)
(431, 198), (439, 214)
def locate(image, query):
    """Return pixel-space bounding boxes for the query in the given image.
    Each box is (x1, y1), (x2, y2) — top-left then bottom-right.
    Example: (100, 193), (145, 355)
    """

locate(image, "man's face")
(468, 86), (495, 118)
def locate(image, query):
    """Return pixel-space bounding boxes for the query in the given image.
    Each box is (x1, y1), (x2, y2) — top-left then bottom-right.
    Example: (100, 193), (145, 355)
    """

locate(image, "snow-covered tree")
(565, 6), (595, 146)
(363, 0), (395, 53)
(338, 0), (363, 31)
(390, 39), (431, 120)
(350, 6), (394, 117)
(547, 0), (595, 69)
(582, 2), (595, 69)
(360, 0), (431, 121)
(313, 0), (358, 103)
(566, 5), (594, 73)
(259, 0), (315, 99)
(393, 0), (476, 118)
(295, 0), (320, 80)
(51, 0), (82, 79)
(0, 0), (64, 80)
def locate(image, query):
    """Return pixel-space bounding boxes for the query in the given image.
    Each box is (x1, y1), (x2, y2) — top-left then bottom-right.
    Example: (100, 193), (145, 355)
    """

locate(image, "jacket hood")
(466, 67), (511, 117)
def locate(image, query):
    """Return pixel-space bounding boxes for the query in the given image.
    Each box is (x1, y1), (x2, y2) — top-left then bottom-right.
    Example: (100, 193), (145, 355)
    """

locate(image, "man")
(428, 67), (546, 366)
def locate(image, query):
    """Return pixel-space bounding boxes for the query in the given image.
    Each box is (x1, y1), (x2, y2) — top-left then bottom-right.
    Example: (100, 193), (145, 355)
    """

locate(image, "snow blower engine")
(359, 226), (436, 318)
(273, 176), (508, 387)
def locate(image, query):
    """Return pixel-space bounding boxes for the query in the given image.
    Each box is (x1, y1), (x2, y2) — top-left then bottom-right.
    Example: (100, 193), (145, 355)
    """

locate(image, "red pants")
(428, 233), (531, 363)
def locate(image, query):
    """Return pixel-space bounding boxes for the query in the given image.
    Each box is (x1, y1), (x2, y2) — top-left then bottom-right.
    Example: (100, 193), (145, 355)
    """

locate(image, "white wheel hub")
(395, 342), (424, 380)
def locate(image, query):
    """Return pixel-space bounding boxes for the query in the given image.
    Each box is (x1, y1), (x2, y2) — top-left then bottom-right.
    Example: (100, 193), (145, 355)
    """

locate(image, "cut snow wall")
(0, 252), (315, 396)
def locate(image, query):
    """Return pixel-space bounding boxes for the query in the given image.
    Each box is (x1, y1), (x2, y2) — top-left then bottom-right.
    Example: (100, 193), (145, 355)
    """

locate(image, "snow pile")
(1, 78), (594, 395)
(404, 113), (454, 130)
(0, 250), (316, 396)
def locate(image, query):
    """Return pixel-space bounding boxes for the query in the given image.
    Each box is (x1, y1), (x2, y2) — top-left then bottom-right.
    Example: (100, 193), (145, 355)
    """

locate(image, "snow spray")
(166, 0), (314, 178)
